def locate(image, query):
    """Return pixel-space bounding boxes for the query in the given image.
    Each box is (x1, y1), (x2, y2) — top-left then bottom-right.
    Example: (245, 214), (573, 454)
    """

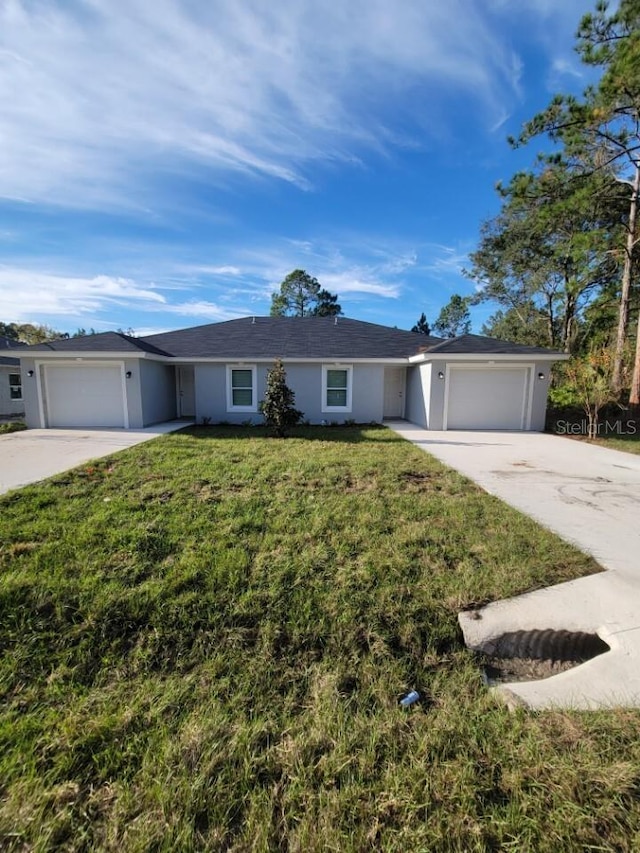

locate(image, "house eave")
(18, 352), (412, 365)
(171, 356), (411, 364)
(17, 351), (166, 361)
(408, 352), (569, 364)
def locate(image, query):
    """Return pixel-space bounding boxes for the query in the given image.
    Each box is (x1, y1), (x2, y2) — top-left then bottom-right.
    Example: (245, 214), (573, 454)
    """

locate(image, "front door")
(383, 368), (405, 418)
(177, 367), (195, 417)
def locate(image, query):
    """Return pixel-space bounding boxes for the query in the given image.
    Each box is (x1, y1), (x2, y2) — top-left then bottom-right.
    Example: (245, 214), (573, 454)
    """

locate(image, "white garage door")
(44, 364), (126, 428)
(446, 367), (530, 430)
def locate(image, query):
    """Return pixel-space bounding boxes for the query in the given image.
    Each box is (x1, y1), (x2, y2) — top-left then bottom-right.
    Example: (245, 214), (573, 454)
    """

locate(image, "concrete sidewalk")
(387, 421), (640, 709)
(0, 421), (192, 495)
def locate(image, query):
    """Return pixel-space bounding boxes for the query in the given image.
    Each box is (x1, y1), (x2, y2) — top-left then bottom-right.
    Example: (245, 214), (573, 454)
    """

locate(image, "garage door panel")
(45, 365), (126, 428)
(446, 367), (529, 430)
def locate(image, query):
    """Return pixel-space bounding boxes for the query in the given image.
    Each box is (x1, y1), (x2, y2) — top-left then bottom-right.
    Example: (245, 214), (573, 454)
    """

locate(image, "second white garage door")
(445, 366), (530, 430)
(44, 364), (127, 428)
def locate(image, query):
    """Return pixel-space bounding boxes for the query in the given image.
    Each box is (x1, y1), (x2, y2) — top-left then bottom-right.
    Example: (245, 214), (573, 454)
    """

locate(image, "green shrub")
(0, 421), (27, 435)
(259, 359), (303, 437)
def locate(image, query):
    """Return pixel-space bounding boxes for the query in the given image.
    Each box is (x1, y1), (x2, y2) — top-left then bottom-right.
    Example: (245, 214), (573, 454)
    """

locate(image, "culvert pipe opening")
(477, 629), (610, 685)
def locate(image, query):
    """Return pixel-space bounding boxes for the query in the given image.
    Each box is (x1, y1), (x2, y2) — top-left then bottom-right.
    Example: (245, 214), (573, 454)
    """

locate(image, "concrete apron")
(0, 421), (193, 495)
(386, 420), (640, 710)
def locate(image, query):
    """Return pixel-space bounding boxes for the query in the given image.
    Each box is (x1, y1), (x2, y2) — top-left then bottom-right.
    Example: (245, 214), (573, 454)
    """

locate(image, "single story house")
(16, 316), (566, 431)
(0, 335), (25, 419)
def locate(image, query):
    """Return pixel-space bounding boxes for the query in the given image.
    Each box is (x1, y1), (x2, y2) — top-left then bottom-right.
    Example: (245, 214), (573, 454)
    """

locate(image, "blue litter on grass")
(400, 690), (420, 707)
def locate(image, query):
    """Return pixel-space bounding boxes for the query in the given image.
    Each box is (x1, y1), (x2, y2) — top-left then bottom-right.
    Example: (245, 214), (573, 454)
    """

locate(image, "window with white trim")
(226, 365), (257, 411)
(9, 373), (22, 401)
(322, 365), (352, 412)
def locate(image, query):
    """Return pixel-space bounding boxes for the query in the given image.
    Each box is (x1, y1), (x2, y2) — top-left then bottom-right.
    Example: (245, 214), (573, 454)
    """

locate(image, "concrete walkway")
(0, 421), (192, 495)
(387, 421), (640, 710)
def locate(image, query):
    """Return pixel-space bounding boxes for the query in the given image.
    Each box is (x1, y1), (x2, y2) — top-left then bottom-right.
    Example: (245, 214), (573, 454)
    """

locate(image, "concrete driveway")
(388, 422), (640, 709)
(0, 421), (190, 495)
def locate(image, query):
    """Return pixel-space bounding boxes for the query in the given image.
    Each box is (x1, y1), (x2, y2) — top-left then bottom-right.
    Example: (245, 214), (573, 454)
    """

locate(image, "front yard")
(585, 433), (640, 455)
(1, 425), (639, 851)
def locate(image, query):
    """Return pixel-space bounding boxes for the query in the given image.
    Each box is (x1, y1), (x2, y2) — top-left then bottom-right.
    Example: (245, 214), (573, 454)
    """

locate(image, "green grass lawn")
(547, 405), (640, 455)
(587, 433), (640, 455)
(1, 425), (639, 852)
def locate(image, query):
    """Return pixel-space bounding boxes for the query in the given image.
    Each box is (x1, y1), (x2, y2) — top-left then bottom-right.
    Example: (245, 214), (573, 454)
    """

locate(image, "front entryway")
(177, 367), (195, 417)
(383, 367), (405, 418)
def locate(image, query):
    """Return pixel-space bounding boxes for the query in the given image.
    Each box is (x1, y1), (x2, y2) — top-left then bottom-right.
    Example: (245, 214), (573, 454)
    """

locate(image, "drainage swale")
(478, 629), (610, 684)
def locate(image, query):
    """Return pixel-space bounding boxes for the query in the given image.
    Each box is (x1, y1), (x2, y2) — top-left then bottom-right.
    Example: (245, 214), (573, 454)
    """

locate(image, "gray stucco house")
(0, 335), (25, 419)
(17, 316), (565, 431)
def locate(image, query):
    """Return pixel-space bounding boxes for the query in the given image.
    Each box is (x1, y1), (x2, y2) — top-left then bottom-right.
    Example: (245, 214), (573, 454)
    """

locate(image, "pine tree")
(270, 270), (342, 316)
(433, 295), (471, 338)
(313, 288), (342, 316)
(411, 312), (431, 335)
(259, 359), (303, 437)
(513, 0), (640, 398)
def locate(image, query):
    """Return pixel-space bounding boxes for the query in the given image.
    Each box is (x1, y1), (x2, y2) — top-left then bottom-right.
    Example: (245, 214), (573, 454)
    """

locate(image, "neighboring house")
(0, 335), (25, 419)
(16, 317), (566, 431)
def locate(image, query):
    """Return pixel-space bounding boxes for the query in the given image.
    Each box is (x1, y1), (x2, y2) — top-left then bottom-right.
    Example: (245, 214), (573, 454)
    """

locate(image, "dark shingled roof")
(21, 332), (171, 357)
(14, 321), (564, 361)
(0, 334), (25, 366)
(143, 317), (443, 359)
(424, 333), (564, 356)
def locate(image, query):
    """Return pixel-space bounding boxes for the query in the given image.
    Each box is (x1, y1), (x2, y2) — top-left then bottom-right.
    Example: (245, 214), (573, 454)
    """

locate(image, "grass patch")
(547, 404), (640, 456)
(582, 433), (640, 455)
(0, 421), (26, 435)
(1, 425), (638, 851)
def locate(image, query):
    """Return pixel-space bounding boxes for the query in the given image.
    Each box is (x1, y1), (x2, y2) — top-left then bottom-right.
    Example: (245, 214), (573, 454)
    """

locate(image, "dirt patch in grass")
(483, 656), (589, 683)
(479, 628), (611, 684)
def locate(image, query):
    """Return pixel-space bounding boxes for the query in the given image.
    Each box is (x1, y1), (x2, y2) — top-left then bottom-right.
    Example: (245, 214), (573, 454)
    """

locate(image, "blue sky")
(0, 0), (597, 337)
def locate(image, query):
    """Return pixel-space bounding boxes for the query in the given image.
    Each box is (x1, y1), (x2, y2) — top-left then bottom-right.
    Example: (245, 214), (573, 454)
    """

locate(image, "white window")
(9, 373), (22, 401)
(322, 365), (352, 412)
(226, 365), (257, 412)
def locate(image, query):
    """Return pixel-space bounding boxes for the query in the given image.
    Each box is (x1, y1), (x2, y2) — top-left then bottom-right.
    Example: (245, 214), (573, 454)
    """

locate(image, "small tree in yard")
(562, 347), (617, 439)
(260, 359), (303, 437)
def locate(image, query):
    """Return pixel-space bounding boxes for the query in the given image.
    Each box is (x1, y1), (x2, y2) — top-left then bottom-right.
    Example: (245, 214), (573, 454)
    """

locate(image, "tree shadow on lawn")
(179, 424), (400, 443)
(178, 425), (516, 448)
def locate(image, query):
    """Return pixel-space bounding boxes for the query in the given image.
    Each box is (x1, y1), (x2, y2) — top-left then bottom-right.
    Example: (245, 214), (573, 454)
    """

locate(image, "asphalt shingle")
(0, 335), (24, 366)
(16, 320), (562, 360)
(423, 333), (563, 356)
(143, 316), (442, 359)
(21, 332), (171, 357)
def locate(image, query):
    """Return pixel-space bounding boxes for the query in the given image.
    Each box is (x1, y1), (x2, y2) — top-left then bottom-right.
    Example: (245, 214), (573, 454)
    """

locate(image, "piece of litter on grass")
(400, 690), (420, 707)
(103, 497), (111, 502)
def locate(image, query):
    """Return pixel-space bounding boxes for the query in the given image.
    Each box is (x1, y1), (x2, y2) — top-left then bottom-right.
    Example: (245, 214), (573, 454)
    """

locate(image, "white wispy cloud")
(549, 56), (585, 86)
(163, 300), (244, 320)
(418, 243), (472, 278)
(0, 234), (480, 331)
(177, 265), (243, 278)
(0, 266), (243, 326)
(1, 0), (525, 210)
(318, 272), (400, 299)
(489, 0), (596, 96)
(195, 238), (417, 301)
(0, 269), (163, 318)
(488, 0), (591, 19)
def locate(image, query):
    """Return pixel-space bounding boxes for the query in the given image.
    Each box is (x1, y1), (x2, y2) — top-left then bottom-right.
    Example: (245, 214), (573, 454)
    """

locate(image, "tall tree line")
(466, 0), (640, 405)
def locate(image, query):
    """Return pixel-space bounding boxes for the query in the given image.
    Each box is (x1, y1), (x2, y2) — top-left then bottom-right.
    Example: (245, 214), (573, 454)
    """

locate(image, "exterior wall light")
(125, 371), (132, 379)
(538, 372), (545, 380)
(438, 371), (445, 380)
(27, 369), (34, 377)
